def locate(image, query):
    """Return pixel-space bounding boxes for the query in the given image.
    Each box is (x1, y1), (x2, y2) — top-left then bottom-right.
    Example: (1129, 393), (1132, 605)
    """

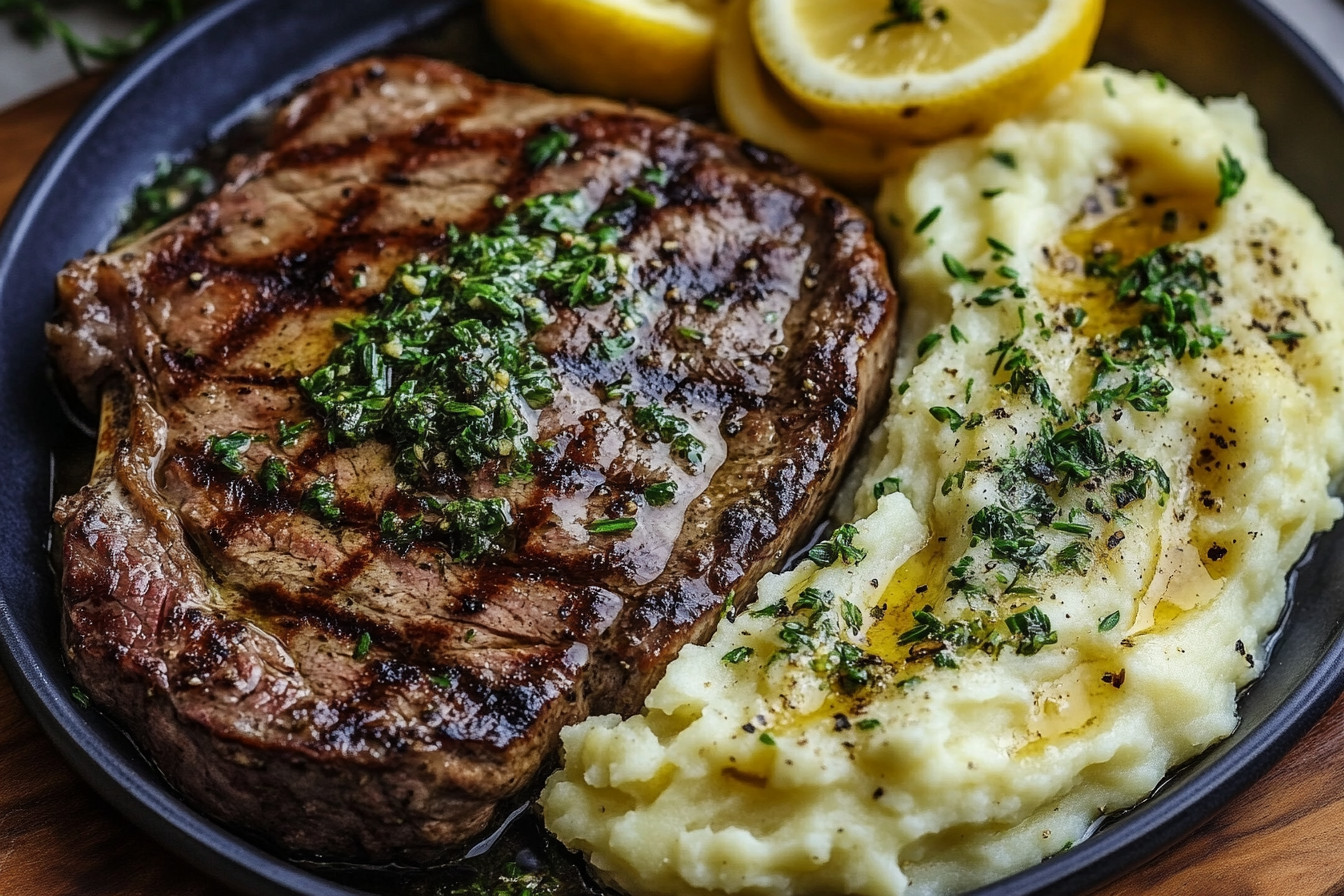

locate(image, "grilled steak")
(48, 57), (898, 862)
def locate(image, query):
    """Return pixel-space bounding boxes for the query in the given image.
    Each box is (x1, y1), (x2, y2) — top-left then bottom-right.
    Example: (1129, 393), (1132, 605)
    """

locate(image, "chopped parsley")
(276, 418), (311, 447)
(524, 124), (576, 169)
(631, 403), (706, 469)
(588, 517), (637, 535)
(300, 477), (341, 523)
(205, 430), (259, 474)
(644, 480), (678, 506)
(873, 476), (902, 499)
(353, 631), (372, 660)
(257, 456), (290, 495)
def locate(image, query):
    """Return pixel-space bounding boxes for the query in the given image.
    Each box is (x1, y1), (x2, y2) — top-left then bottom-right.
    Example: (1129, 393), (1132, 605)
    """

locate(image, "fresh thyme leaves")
(1112, 246), (1227, 360)
(913, 205), (943, 234)
(722, 646), (754, 664)
(990, 149), (1017, 169)
(1005, 606), (1058, 655)
(1084, 363), (1174, 413)
(943, 252), (982, 283)
(70, 685), (90, 709)
(807, 524), (867, 567)
(205, 431), (260, 474)
(631, 403), (706, 468)
(115, 156), (214, 245)
(898, 604), (1058, 663)
(917, 331), (943, 356)
(767, 587), (878, 694)
(1099, 610), (1122, 632)
(1216, 145), (1246, 206)
(525, 124), (576, 169)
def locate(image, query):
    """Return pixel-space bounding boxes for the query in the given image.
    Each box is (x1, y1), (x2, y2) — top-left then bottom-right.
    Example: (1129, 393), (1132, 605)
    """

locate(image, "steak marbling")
(48, 57), (898, 862)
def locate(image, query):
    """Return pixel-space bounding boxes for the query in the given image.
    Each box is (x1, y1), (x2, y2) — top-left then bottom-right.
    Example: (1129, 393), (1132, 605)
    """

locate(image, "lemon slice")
(485, 0), (723, 108)
(716, 0), (915, 191)
(749, 0), (1104, 141)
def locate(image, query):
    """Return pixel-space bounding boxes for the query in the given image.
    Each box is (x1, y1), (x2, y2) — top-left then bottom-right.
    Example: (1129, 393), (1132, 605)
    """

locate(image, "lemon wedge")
(748, 0), (1105, 141)
(716, 0), (915, 191)
(485, 0), (724, 108)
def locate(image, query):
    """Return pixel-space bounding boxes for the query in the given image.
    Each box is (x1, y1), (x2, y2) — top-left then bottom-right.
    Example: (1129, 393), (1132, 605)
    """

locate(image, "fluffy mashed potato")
(541, 66), (1344, 896)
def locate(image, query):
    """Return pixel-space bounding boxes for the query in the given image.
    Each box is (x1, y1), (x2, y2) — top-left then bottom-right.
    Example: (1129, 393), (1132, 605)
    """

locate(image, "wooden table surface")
(5, 75), (1344, 896)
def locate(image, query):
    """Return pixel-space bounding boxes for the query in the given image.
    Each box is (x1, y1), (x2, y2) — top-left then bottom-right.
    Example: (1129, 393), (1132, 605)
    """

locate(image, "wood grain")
(4, 73), (1344, 896)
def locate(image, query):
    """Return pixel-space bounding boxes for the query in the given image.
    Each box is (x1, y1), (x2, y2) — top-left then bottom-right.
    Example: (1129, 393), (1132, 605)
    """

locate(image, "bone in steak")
(48, 57), (899, 862)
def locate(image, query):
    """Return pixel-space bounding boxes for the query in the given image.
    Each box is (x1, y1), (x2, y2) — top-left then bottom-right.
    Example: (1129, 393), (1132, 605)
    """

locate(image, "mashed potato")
(540, 66), (1344, 896)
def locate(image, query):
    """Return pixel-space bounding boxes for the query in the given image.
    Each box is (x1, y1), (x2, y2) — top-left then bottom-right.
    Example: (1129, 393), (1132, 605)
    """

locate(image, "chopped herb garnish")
(1112, 245), (1227, 359)
(1005, 606), (1057, 655)
(1104, 77), (1117, 98)
(1268, 330), (1306, 342)
(873, 476), (902, 499)
(70, 685), (90, 709)
(981, 188), (1005, 199)
(353, 631), (372, 660)
(588, 517), (637, 534)
(929, 405), (966, 430)
(644, 480), (678, 506)
(722, 646), (755, 664)
(913, 205), (942, 234)
(428, 674), (454, 688)
(300, 477), (341, 523)
(257, 456), (291, 495)
(206, 430), (259, 474)
(678, 326), (706, 342)
(807, 524), (867, 567)
(917, 331), (943, 356)
(276, 419), (311, 447)
(856, 718), (882, 730)
(524, 124), (576, 169)
(1099, 610), (1121, 632)
(115, 156), (214, 246)
(943, 252), (981, 283)
(1216, 145), (1246, 206)
(990, 149), (1017, 169)
(759, 732), (777, 746)
(986, 236), (1014, 257)
(594, 333), (635, 360)
(631, 403), (706, 468)
(764, 586), (877, 693)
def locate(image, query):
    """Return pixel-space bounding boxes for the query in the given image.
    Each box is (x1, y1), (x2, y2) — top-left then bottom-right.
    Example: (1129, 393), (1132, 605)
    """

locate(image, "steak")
(48, 57), (898, 862)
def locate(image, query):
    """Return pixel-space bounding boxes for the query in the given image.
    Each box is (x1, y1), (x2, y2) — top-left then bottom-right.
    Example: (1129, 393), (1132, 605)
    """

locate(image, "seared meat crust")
(49, 57), (898, 861)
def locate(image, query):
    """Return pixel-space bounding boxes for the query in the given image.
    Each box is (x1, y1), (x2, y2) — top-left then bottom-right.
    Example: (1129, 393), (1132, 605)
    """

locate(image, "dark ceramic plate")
(2, 1), (1343, 895)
